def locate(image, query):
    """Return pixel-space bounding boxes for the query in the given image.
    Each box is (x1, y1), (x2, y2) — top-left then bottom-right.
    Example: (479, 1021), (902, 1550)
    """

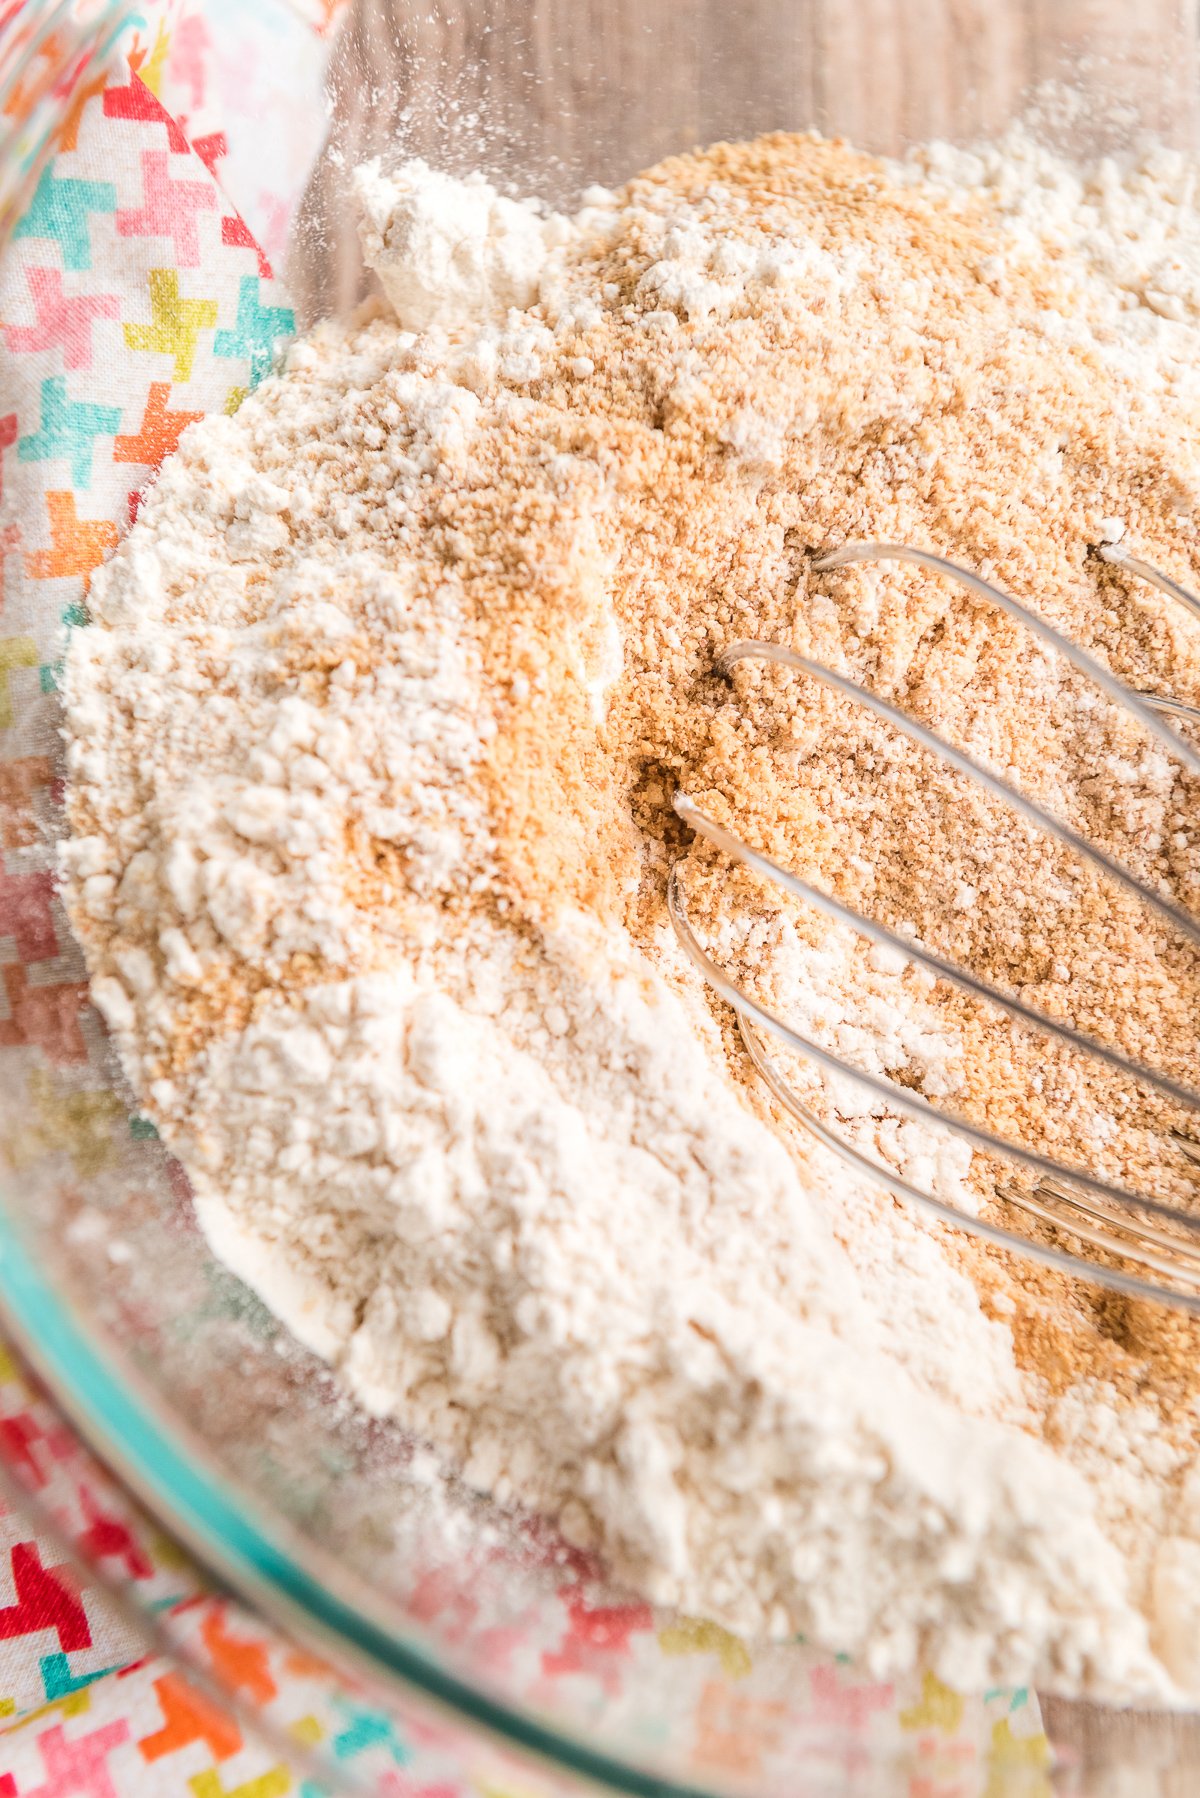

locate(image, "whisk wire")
(667, 862), (1200, 1240)
(717, 638), (1200, 950)
(814, 541), (1200, 775)
(1117, 551), (1200, 627)
(1141, 693), (1200, 725)
(739, 1008), (1200, 1309)
(674, 792), (1200, 1113)
(672, 541), (1200, 1309)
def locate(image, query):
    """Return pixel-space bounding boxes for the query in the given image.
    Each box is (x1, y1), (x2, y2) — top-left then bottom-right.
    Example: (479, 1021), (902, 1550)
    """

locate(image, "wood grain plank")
(1042, 1691), (1200, 1795)
(811, 0), (1032, 151)
(1028, 0), (1200, 148)
(691, 0), (815, 150)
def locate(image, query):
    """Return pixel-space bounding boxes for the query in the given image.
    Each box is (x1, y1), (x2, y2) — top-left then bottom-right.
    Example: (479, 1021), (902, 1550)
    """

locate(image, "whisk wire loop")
(672, 541), (1200, 1308)
(1117, 552), (1200, 627)
(666, 862), (1200, 1240)
(814, 540), (1200, 775)
(739, 1009), (1200, 1310)
(716, 638), (1200, 951)
(674, 792), (1200, 1113)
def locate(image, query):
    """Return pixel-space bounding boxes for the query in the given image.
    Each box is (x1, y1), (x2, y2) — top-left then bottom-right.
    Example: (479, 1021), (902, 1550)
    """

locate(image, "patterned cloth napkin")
(0, 3), (1056, 1791)
(0, 1328), (1054, 1794)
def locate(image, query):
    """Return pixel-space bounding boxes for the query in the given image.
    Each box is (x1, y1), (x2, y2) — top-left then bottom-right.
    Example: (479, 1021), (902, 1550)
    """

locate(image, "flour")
(354, 157), (582, 331)
(61, 136), (1200, 1701)
(731, 914), (979, 1213)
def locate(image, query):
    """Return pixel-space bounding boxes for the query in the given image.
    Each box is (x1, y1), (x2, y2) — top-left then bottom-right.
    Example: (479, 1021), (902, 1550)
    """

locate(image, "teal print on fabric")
(329, 1698), (410, 1764)
(40, 1651), (118, 1700)
(983, 1685), (1028, 1711)
(214, 277), (294, 388)
(14, 168), (118, 271)
(19, 377), (121, 487)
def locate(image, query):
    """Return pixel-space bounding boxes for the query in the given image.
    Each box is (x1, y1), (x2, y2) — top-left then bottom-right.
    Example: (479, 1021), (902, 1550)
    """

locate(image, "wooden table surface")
(295, 0), (1200, 320)
(298, 4), (1200, 1787)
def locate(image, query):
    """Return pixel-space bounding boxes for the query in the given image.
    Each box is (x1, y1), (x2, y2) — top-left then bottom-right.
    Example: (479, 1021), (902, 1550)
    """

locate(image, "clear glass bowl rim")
(0, 1198), (765, 1798)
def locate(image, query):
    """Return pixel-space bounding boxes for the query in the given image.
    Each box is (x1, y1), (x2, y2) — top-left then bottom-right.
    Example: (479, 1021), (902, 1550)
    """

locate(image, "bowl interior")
(3, 1), (1198, 1791)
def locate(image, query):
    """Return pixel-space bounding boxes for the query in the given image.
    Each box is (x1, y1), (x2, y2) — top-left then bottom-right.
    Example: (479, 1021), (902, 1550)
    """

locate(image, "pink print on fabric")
(4, 269), (119, 372)
(116, 149), (217, 266)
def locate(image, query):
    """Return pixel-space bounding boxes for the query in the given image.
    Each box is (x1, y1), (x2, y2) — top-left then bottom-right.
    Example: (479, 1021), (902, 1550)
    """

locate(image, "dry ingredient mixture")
(61, 130), (1200, 1701)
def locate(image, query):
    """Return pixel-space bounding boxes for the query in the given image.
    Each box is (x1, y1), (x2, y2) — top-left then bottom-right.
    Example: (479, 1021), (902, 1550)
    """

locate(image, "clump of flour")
(354, 157), (578, 330)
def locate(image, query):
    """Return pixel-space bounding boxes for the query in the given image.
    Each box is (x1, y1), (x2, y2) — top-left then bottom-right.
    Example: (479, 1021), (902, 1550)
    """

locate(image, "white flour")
(354, 158), (575, 331)
(61, 133), (1200, 1701)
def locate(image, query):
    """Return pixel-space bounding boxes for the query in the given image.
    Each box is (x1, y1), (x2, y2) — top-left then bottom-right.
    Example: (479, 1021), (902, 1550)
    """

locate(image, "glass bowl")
(2, 1), (1199, 1791)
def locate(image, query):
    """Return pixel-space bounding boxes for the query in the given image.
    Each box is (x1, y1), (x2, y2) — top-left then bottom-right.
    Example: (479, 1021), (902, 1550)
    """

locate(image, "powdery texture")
(62, 135), (1200, 1700)
(354, 157), (583, 332)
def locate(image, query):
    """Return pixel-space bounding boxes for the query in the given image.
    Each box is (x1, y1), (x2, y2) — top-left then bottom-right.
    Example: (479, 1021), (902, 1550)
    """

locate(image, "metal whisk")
(668, 542), (1200, 1312)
